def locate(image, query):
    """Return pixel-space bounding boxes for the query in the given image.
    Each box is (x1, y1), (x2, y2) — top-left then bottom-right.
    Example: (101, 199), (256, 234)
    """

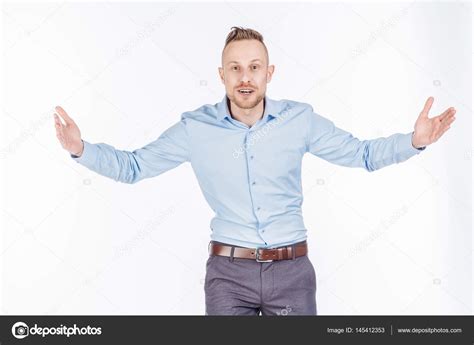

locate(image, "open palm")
(412, 97), (456, 148)
(53, 106), (83, 156)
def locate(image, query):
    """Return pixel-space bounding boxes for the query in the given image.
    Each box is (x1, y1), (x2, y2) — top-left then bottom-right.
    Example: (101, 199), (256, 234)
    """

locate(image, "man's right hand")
(53, 106), (84, 157)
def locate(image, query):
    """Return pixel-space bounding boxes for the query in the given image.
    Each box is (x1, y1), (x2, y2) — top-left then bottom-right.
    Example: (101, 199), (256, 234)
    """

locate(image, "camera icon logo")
(12, 322), (29, 339)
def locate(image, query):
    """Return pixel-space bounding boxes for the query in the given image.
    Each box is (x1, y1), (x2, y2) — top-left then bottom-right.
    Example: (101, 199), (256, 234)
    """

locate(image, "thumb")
(419, 96), (434, 119)
(55, 106), (75, 126)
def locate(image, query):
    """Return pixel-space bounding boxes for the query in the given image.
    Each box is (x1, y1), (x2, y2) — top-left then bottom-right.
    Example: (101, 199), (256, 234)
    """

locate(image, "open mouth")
(238, 89), (254, 95)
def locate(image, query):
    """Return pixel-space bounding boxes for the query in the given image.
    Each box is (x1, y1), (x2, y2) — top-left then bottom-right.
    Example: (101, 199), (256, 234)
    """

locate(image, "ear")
(266, 64), (275, 83)
(218, 67), (225, 84)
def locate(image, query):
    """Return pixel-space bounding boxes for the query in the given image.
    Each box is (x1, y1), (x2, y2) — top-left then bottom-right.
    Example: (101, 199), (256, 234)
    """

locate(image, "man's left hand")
(412, 96), (456, 149)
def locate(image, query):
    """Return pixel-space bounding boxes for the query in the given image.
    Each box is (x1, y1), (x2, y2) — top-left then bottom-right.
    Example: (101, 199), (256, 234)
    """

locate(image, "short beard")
(228, 91), (265, 110)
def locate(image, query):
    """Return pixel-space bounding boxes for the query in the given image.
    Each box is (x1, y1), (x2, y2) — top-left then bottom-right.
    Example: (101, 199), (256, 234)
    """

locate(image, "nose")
(239, 70), (251, 84)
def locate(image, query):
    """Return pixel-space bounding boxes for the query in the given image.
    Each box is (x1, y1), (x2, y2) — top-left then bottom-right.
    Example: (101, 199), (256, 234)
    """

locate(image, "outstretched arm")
(306, 97), (456, 172)
(53, 106), (189, 184)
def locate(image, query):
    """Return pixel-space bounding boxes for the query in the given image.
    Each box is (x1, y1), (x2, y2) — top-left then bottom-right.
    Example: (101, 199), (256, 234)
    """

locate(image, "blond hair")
(222, 26), (269, 64)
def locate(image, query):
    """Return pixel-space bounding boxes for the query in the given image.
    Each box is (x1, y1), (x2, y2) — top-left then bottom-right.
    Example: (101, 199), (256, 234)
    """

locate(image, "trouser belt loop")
(291, 244), (296, 260)
(229, 246), (235, 262)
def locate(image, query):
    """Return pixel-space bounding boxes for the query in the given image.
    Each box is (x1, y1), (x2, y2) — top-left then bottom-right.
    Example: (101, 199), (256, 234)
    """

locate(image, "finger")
(55, 125), (63, 139)
(441, 108), (456, 119)
(420, 96), (434, 118)
(445, 115), (456, 126)
(54, 122), (64, 138)
(55, 106), (75, 125)
(435, 126), (450, 141)
(434, 112), (455, 129)
(56, 130), (64, 145)
(54, 113), (64, 127)
(434, 107), (454, 122)
(436, 114), (454, 127)
(438, 121), (453, 133)
(54, 116), (65, 137)
(435, 116), (455, 136)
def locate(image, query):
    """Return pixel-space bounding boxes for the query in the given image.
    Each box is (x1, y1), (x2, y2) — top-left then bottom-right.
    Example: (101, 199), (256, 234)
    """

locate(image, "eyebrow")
(227, 59), (262, 65)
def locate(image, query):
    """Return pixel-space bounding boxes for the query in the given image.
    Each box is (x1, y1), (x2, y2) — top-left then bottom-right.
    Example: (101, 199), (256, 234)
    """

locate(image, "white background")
(1, 0), (472, 315)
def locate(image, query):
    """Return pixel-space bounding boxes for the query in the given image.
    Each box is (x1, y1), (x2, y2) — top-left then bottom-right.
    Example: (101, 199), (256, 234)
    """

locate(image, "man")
(53, 27), (456, 315)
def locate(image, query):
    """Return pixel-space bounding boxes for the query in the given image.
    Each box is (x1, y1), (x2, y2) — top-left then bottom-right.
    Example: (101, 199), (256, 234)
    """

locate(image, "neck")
(228, 97), (265, 128)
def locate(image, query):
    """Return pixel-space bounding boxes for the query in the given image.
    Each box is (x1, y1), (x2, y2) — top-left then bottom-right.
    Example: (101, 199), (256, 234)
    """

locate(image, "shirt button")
(250, 155), (254, 159)
(261, 229), (265, 233)
(257, 207), (261, 211)
(252, 181), (256, 185)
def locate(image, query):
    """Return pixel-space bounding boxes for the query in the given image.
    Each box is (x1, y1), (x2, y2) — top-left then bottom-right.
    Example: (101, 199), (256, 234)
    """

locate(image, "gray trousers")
(204, 241), (317, 315)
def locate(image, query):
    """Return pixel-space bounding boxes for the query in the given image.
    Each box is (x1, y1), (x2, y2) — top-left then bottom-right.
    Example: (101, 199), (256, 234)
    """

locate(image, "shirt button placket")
(246, 130), (266, 244)
(246, 133), (259, 207)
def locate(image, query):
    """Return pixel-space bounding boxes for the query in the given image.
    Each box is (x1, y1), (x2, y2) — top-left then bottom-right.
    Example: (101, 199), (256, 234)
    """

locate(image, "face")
(219, 39), (275, 110)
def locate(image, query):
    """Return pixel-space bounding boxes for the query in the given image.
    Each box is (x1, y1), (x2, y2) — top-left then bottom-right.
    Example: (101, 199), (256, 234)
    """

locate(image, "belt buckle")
(255, 247), (273, 262)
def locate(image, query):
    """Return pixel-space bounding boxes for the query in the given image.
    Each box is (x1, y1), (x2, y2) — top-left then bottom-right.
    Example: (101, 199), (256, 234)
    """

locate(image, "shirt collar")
(216, 94), (280, 123)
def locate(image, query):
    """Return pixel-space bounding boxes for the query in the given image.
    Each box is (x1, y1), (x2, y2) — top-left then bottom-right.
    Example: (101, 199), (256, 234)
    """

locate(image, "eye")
(232, 66), (239, 71)
(252, 65), (259, 70)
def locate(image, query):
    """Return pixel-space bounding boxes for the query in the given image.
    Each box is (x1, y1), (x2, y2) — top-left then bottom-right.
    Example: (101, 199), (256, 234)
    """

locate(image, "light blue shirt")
(72, 95), (425, 248)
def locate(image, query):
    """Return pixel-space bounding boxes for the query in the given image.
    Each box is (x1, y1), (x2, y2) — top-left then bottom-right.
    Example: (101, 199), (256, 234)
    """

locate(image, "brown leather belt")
(208, 240), (307, 262)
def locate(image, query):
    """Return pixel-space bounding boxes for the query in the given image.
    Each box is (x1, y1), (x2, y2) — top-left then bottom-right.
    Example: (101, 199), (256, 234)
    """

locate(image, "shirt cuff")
(402, 131), (426, 153)
(70, 140), (99, 166)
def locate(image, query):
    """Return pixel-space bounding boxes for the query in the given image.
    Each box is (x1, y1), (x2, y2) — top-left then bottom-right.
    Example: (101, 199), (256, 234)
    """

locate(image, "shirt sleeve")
(305, 107), (425, 172)
(70, 119), (189, 183)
